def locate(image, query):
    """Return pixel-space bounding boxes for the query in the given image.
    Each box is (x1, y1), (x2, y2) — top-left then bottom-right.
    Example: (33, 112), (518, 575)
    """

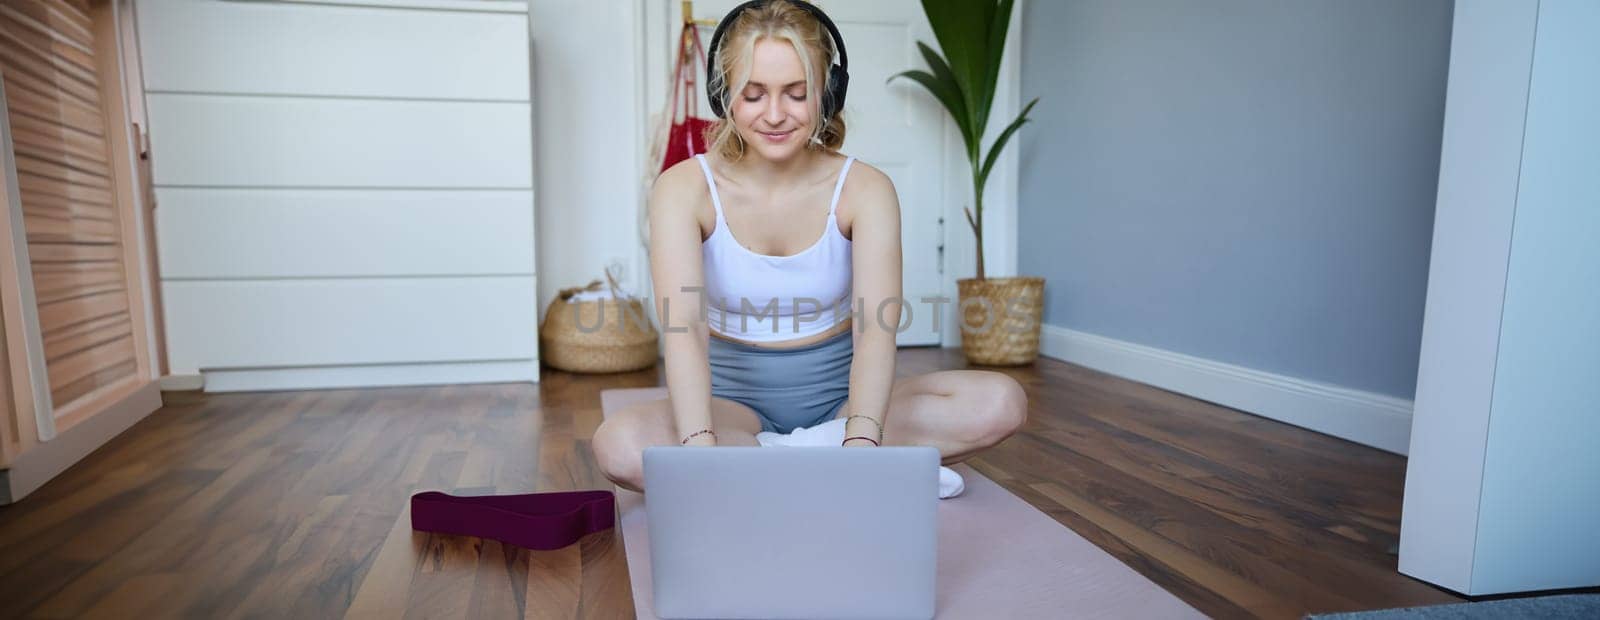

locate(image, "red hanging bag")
(659, 23), (715, 173)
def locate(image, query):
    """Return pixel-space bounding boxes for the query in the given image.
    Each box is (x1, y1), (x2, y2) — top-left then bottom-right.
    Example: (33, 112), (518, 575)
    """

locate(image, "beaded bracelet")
(842, 435), (880, 447)
(846, 415), (884, 435)
(680, 428), (716, 445)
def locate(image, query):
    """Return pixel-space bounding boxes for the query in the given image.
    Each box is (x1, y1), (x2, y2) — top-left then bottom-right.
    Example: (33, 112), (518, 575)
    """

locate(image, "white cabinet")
(136, 0), (540, 390)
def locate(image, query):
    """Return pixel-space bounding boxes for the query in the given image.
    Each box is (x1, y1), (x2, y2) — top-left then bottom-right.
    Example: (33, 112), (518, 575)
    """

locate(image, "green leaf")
(978, 97), (1039, 192)
(920, 0), (995, 130)
(886, 69), (975, 150)
(913, 42), (976, 155)
(978, 0), (1016, 133)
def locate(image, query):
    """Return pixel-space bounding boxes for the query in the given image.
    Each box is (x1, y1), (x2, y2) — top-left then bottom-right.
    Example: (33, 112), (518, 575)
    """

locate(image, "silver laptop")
(643, 446), (939, 620)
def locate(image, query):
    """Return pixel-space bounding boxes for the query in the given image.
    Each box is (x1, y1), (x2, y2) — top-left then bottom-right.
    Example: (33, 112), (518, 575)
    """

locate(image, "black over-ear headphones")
(705, 0), (850, 121)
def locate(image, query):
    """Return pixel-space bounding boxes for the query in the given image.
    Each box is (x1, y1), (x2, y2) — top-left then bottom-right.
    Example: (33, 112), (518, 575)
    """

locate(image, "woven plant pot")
(539, 274), (659, 374)
(956, 276), (1045, 366)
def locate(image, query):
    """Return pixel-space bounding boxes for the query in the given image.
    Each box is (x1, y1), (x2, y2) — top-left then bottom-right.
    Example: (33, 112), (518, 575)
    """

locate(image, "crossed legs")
(828, 369), (1028, 466)
(592, 369), (1028, 492)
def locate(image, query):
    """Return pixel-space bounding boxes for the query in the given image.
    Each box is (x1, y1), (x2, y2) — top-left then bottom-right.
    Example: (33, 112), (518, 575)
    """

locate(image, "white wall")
(1400, 0), (1600, 596)
(138, 0), (539, 390)
(529, 0), (654, 324)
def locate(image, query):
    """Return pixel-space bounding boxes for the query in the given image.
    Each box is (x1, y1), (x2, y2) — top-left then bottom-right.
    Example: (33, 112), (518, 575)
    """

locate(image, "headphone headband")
(705, 0), (850, 121)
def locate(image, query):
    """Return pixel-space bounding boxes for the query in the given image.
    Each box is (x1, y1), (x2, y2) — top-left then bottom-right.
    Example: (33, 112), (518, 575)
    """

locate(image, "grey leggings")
(708, 329), (852, 434)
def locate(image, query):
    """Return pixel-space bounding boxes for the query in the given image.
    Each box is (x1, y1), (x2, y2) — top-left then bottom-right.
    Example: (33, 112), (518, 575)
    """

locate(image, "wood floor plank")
(968, 457), (1260, 619)
(1038, 418), (1402, 570)
(1030, 480), (1308, 619)
(344, 503), (423, 620)
(0, 351), (1467, 618)
(467, 540), (528, 618)
(27, 446), (282, 617)
(1064, 385), (1405, 523)
(403, 533), (482, 619)
(76, 573), (187, 620)
(1023, 430), (1378, 615)
(577, 529), (633, 618)
(524, 544), (582, 620)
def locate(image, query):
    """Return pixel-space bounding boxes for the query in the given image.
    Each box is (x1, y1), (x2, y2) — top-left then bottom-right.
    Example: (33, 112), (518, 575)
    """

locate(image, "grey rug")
(1306, 593), (1600, 619)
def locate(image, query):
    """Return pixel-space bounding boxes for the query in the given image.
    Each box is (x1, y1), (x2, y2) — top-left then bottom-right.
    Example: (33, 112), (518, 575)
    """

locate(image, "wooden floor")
(0, 348), (1461, 619)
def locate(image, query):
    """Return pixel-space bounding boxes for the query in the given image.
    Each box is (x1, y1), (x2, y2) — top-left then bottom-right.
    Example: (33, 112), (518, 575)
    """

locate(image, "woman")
(594, 0), (1026, 494)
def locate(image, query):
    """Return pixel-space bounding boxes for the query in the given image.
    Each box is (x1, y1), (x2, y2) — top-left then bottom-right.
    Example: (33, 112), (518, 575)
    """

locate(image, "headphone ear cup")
(707, 55), (726, 118)
(708, 83), (724, 118)
(826, 64), (849, 120)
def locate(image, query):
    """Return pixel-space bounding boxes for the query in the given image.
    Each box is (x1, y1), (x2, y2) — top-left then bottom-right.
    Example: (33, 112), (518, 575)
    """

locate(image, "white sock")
(756, 418), (847, 447)
(938, 466), (965, 499)
(756, 418), (965, 499)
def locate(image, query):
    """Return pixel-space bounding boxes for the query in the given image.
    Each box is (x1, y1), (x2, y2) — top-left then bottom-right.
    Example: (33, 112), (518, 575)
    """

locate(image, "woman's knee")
(592, 417), (644, 488)
(969, 372), (1028, 447)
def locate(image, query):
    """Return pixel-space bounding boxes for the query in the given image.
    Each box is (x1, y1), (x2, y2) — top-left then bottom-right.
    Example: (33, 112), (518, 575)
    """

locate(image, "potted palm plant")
(889, 0), (1043, 366)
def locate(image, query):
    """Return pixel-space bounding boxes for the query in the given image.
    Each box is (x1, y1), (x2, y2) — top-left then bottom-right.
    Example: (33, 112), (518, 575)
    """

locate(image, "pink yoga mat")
(601, 387), (1203, 619)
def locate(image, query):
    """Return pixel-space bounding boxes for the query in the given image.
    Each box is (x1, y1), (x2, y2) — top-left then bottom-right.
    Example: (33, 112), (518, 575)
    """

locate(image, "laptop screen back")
(643, 446), (939, 620)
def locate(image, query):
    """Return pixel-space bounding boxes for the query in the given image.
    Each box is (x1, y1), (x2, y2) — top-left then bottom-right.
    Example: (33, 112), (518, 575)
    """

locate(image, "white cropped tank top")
(695, 153), (855, 342)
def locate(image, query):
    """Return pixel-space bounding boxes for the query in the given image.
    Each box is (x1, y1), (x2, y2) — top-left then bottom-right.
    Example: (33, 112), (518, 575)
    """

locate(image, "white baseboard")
(1, 381), (164, 504)
(1038, 324), (1412, 455)
(159, 374), (205, 391)
(201, 359), (540, 392)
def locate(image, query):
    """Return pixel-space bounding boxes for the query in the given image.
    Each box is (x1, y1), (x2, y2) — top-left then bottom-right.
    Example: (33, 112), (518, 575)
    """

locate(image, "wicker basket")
(956, 276), (1045, 366)
(540, 268), (659, 373)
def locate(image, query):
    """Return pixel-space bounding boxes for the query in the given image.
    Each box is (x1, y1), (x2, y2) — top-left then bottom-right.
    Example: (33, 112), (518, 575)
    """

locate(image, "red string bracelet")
(842, 435), (879, 446)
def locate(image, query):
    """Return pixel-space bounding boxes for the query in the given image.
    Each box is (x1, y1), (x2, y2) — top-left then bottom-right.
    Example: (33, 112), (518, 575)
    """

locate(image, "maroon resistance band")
(410, 489), (616, 550)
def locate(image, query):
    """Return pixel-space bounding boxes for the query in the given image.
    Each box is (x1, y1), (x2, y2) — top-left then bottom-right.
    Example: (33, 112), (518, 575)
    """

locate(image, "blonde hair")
(702, 0), (847, 162)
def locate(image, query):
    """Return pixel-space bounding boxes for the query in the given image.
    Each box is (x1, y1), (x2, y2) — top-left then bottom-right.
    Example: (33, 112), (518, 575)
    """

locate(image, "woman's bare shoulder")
(838, 158), (899, 223)
(846, 158), (895, 196)
(653, 157), (709, 199)
(649, 158), (713, 222)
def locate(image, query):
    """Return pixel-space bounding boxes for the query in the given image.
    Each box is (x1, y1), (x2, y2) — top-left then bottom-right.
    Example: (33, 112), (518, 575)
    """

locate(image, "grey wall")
(1016, 0), (1454, 399)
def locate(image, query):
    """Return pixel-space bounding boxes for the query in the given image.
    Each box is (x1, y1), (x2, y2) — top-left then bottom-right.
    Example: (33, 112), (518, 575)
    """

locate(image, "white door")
(684, 0), (950, 346)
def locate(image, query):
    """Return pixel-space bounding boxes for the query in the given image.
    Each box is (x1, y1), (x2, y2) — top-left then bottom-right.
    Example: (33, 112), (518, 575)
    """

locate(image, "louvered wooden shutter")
(1, 0), (148, 425)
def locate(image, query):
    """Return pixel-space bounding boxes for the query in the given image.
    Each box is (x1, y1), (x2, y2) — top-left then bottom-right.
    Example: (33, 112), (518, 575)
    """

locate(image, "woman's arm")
(842, 168), (904, 446)
(648, 166), (717, 446)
